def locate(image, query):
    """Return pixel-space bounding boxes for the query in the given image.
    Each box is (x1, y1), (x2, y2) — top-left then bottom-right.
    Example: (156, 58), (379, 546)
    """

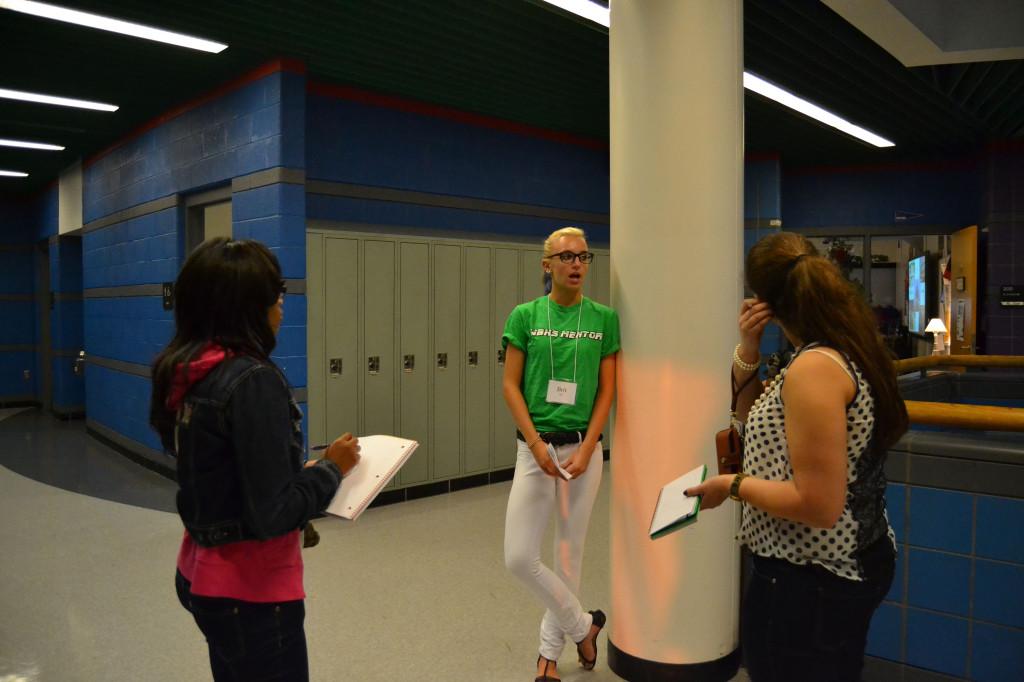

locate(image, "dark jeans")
(741, 538), (894, 682)
(175, 571), (309, 682)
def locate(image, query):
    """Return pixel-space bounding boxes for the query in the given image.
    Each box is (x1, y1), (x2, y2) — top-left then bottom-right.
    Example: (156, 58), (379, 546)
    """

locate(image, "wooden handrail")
(894, 354), (1024, 431)
(895, 354), (1024, 373)
(904, 400), (1024, 431)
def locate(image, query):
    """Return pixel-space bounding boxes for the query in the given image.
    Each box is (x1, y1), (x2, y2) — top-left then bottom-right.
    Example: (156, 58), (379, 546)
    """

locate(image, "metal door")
(432, 244), (462, 480)
(463, 246), (491, 473)
(398, 241), (430, 485)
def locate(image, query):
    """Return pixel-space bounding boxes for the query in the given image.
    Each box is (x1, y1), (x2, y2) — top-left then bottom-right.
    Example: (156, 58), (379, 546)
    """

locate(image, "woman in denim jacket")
(150, 238), (360, 681)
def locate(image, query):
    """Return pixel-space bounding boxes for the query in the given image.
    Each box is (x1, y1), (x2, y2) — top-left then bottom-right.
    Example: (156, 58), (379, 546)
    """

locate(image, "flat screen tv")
(907, 254), (937, 334)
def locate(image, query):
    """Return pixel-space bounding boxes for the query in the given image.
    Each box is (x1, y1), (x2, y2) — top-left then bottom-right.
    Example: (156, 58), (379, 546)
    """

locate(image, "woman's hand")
(325, 433), (361, 477)
(529, 439), (561, 478)
(738, 298), (773, 360)
(562, 441), (597, 478)
(684, 474), (733, 510)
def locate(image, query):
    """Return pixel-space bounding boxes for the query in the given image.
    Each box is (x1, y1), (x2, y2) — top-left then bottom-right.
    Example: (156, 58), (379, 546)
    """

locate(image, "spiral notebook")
(325, 435), (419, 521)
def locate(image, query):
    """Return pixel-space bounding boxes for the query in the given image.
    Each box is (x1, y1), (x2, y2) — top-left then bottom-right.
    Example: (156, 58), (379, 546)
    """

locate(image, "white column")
(608, 0), (744, 678)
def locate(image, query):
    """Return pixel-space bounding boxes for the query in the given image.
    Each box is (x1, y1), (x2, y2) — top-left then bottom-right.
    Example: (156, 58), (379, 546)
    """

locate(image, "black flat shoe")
(535, 655), (560, 682)
(576, 609), (606, 671)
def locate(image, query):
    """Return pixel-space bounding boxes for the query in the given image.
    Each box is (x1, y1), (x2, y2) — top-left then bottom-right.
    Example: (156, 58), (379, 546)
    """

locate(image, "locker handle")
(368, 356), (380, 374)
(468, 351), (479, 367)
(403, 354), (415, 373)
(329, 358), (343, 376)
(497, 348), (505, 366)
(437, 353), (448, 370)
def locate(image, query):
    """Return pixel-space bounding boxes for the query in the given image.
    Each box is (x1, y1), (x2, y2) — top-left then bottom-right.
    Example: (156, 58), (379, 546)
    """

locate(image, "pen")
(310, 444), (329, 451)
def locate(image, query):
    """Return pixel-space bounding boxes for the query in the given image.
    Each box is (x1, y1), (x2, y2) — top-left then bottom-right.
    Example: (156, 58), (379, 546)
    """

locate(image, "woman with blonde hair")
(687, 231), (908, 682)
(502, 227), (620, 682)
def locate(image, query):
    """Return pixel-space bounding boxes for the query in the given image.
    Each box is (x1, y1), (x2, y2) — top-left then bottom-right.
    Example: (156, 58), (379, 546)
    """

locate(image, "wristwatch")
(729, 472), (749, 501)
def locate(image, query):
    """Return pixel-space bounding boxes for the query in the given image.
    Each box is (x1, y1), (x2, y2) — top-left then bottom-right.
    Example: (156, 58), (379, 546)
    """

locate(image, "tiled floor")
(0, 409), (749, 681)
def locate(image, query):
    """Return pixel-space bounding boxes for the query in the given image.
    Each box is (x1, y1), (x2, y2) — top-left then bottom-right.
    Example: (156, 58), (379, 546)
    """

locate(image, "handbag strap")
(730, 366), (758, 415)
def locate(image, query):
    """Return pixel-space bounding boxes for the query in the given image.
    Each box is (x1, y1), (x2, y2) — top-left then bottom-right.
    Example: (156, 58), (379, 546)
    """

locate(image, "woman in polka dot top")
(687, 232), (908, 682)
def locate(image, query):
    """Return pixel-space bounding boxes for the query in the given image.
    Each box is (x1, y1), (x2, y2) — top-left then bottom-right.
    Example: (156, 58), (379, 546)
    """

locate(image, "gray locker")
(585, 252), (610, 306)
(520, 249), (545, 301)
(306, 233), (326, 448)
(323, 237), (360, 449)
(362, 240), (396, 439)
(432, 244), (462, 480)
(463, 246), (492, 473)
(492, 248), (520, 469)
(398, 241), (431, 485)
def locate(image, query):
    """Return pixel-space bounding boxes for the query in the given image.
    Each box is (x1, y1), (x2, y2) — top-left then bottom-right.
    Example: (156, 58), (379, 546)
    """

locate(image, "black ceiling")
(1, 0), (1022, 196)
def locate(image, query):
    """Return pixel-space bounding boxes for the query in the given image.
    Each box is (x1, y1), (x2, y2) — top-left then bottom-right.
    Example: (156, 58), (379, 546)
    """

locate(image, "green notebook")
(649, 464), (707, 539)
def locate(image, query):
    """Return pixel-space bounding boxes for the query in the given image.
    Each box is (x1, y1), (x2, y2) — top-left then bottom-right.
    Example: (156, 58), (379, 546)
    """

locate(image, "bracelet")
(527, 436), (543, 449)
(729, 472), (749, 501)
(733, 344), (760, 372)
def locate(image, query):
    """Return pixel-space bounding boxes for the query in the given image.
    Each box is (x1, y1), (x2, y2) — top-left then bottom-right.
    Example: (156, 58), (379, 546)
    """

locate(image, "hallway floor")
(0, 409), (749, 682)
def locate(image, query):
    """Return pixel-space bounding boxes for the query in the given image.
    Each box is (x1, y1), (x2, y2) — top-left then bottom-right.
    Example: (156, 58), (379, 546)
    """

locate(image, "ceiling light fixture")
(0, 137), (65, 151)
(744, 73), (895, 148)
(538, 0), (609, 27)
(0, 170), (30, 177)
(0, 87), (118, 111)
(537, 1), (896, 149)
(0, 0), (228, 53)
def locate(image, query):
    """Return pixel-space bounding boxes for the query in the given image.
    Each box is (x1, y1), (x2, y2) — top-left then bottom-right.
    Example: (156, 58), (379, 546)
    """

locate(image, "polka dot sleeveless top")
(738, 343), (896, 581)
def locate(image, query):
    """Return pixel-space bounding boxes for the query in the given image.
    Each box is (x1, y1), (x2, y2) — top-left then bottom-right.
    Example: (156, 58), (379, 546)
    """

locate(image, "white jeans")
(504, 438), (603, 660)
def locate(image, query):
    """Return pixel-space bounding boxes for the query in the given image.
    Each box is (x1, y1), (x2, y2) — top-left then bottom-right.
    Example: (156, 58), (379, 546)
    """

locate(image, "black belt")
(185, 520), (253, 547)
(516, 430), (602, 447)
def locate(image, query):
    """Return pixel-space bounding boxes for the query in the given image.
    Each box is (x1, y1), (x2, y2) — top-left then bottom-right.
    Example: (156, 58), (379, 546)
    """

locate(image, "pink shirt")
(177, 530), (305, 603)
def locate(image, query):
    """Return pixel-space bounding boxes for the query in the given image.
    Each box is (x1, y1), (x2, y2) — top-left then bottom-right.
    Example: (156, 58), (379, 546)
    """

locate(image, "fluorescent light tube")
(537, 2), (895, 149)
(0, 0), (227, 53)
(0, 87), (118, 112)
(744, 73), (895, 148)
(538, 0), (609, 27)
(0, 137), (64, 151)
(0, 170), (30, 177)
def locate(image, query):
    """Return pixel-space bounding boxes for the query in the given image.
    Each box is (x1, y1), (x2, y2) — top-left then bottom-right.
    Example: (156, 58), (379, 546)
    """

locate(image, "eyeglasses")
(278, 280), (287, 296)
(546, 251), (594, 264)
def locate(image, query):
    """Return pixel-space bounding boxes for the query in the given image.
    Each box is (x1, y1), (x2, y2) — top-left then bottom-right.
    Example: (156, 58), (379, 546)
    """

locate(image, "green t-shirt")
(502, 296), (621, 432)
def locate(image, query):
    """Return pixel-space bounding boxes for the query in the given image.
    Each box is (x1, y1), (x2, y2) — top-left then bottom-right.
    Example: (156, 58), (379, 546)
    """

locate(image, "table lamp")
(925, 318), (948, 354)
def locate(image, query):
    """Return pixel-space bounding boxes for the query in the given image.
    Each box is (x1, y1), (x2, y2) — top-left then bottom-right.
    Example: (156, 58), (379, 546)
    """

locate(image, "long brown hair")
(746, 232), (908, 452)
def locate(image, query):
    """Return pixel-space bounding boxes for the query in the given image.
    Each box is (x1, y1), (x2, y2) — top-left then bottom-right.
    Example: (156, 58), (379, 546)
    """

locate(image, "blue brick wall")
(50, 236), (84, 410)
(866, 484), (1024, 680)
(0, 196), (36, 400)
(305, 92), (609, 229)
(84, 70), (300, 223)
(82, 207), (178, 288)
(745, 157), (781, 221)
(781, 162), (981, 229)
(81, 65), (306, 448)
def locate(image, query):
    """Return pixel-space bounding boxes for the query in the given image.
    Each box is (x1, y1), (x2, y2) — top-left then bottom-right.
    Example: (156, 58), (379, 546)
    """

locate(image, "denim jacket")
(174, 355), (342, 547)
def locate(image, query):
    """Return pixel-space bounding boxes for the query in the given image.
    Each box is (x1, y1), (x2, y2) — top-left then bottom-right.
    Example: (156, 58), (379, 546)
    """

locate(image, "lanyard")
(546, 296), (584, 382)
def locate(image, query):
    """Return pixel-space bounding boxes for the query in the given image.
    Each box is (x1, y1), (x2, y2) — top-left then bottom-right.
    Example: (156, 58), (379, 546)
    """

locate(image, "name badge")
(546, 379), (577, 405)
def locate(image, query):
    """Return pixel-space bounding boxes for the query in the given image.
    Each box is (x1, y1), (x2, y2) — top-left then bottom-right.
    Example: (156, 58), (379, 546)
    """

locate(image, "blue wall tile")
(905, 609), (968, 678)
(85, 364), (162, 452)
(887, 547), (905, 602)
(907, 487), (973, 554)
(866, 602), (902, 662)
(976, 496), (1024, 564)
(886, 483), (906, 543)
(971, 623), (1024, 682)
(907, 549), (970, 616)
(974, 560), (1024, 629)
